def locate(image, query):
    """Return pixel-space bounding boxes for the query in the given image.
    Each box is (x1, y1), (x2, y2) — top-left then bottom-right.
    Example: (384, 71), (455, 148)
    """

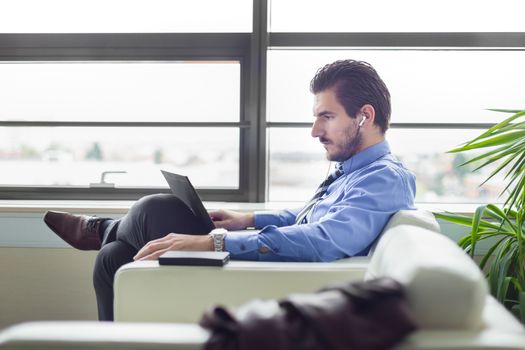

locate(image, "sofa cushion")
(365, 211), (488, 330)
(382, 209), (441, 233)
(368, 209), (441, 256)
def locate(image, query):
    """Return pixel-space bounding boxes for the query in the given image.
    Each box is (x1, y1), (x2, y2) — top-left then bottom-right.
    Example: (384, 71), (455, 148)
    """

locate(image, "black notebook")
(158, 251), (230, 267)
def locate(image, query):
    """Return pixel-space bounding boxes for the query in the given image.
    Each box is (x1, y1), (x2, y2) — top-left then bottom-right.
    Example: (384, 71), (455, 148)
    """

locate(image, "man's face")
(311, 88), (362, 162)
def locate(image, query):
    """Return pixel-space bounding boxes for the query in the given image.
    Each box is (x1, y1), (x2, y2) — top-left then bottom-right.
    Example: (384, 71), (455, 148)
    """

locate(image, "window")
(266, 49), (525, 203)
(267, 50), (525, 124)
(265, 0), (525, 205)
(1, 62), (241, 123)
(1, 0), (524, 204)
(0, 61), (240, 190)
(0, 2), (253, 200)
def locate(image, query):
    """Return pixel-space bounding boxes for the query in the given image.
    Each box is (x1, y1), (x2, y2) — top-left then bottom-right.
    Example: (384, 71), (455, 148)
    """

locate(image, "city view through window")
(268, 128), (506, 203)
(0, 61), (240, 190)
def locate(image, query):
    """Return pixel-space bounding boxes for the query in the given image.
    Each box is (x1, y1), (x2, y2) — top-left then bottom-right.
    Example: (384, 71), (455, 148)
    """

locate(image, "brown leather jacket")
(200, 277), (417, 350)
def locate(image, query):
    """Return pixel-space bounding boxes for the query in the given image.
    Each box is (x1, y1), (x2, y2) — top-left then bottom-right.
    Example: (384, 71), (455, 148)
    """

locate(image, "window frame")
(0, 32), (260, 201)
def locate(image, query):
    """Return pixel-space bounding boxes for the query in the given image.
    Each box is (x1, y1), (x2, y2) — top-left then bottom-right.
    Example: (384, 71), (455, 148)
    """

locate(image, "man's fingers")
(134, 240), (173, 260)
(134, 233), (177, 260)
(139, 247), (171, 261)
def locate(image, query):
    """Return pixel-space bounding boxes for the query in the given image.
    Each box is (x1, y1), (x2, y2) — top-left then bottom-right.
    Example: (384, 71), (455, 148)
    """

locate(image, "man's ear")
(359, 104), (376, 126)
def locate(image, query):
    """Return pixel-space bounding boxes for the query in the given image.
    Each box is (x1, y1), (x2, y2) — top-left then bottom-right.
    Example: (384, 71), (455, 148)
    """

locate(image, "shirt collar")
(340, 140), (391, 174)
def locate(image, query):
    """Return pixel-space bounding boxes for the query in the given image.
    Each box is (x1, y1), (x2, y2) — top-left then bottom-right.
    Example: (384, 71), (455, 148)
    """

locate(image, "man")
(44, 59), (416, 321)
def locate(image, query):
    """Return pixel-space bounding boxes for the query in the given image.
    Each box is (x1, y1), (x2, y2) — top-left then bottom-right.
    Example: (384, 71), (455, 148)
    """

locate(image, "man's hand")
(133, 233), (213, 261)
(208, 209), (254, 231)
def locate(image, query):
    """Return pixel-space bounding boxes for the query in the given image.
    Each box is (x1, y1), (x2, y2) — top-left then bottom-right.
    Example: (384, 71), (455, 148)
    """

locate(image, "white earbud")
(358, 115), (367, 127)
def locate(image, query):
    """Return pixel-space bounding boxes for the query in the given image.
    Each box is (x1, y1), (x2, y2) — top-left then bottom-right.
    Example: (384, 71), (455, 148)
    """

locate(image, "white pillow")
(366, 223), (488, 330)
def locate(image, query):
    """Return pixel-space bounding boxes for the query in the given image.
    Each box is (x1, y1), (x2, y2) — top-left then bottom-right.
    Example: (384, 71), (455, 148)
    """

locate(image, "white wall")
(0, 210), (120, 330)
(0, 247), (98, 330)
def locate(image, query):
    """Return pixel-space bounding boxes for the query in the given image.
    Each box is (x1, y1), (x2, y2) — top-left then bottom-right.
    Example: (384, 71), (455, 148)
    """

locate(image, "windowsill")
(0, 200), (291, 214)
(0, 199), (492, 215)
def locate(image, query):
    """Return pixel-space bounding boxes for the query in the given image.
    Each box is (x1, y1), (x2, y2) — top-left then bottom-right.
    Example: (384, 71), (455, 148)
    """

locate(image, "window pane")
(268, 128), (327, 202)
(0, 127), (239, 189)
(267, 50), (525, 124)
(388, 129), (505, 204)
(0, 61), (240, 123)
(268, 128), (505, 204)
(0, 0), (252, 33)
(270, 0), (525, 32)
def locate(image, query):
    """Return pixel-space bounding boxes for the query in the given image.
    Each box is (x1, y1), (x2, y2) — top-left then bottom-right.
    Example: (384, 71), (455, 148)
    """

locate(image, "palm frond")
(449, 130), (525, 152)
(488, 108), (525, 114)
(479, 235), (510, 270)
(463, 110), (525, 146)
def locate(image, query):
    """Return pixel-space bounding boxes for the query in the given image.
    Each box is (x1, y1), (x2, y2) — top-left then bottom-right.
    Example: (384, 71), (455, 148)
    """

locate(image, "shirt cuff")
(224, 231), (260, 260)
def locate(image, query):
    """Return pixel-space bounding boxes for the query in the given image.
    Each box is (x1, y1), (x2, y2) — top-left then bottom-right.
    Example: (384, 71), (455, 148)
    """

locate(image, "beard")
(321, 125), (363, 162)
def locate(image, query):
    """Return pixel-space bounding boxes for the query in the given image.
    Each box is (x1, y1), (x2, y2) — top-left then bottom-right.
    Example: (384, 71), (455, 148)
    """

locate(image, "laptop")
(160, 170), (216, 233)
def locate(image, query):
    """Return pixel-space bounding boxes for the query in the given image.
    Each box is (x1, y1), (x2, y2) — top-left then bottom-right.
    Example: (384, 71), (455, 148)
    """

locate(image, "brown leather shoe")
(43, 211), (106, 250)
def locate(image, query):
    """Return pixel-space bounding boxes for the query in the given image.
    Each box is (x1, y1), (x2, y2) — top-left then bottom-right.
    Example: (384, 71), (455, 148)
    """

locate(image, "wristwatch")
(209, 228), (227, 252)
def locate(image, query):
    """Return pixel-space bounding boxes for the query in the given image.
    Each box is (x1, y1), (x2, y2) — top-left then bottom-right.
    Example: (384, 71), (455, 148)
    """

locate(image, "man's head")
(310, 60), (391, 161)
(310, 59), (391, 133)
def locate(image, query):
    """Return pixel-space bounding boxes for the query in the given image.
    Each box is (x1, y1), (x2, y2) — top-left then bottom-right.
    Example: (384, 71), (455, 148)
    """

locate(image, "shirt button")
(258, 246), (269, 254)
(240, 244), (246, 251)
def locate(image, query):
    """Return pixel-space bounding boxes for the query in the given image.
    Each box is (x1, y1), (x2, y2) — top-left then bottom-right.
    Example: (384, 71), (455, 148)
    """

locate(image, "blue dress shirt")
(224, 140), (416, 262)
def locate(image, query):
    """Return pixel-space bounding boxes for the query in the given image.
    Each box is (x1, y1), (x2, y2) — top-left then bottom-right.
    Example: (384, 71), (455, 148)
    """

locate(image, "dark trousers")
(93, 193), (209, 321)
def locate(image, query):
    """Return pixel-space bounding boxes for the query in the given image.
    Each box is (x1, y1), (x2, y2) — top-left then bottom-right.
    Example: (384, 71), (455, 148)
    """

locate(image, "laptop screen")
(160, 170), (216, 233)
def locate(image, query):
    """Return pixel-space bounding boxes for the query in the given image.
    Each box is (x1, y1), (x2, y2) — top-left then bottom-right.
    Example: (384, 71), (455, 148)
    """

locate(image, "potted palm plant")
(434, 109), (525, 323)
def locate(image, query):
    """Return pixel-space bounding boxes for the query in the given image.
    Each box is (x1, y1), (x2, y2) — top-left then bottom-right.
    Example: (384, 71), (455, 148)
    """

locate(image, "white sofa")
(1, 209), (525, 350)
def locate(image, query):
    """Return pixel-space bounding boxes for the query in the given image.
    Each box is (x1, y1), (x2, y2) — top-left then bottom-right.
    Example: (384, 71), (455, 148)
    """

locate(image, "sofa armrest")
(114, 257), (368, 323)
(394, 329), (525, 350)
(0, 321), (208, 350)
(395, 296), (525, 349)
